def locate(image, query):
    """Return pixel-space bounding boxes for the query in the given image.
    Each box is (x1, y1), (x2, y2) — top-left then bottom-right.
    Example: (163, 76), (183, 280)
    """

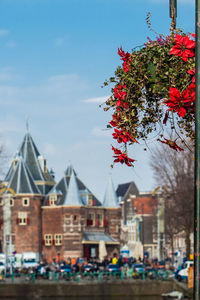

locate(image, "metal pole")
(142, 203), (144, 261)
(194, 1), (200, 298)
(169, 0), (177, 31)
(157, 197), (160, 261)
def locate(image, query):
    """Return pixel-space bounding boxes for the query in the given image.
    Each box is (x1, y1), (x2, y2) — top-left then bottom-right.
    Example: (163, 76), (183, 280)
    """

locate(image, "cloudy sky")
(0, 0), (195, 201)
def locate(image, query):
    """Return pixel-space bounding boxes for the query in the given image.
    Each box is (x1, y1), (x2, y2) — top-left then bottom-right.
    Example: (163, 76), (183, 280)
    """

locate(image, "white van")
(0, 253), (5, 264)
(22, 252), (40, 269)
(14, 254), (22, 268)
(177, 260), (193, 281)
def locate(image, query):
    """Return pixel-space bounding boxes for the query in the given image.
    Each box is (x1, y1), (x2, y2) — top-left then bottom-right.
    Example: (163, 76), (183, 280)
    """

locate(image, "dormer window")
(38, 156), (47, 173)
(13, 158), (19, 169)
(49, 194), (57, 206)
(88, 194), (94, 206)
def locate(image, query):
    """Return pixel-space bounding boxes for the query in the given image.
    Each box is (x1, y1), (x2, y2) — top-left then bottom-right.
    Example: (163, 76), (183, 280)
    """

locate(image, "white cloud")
(83, 95), (109, 104)
(0, 73), (89, 108)
(0, 29), (9, 37)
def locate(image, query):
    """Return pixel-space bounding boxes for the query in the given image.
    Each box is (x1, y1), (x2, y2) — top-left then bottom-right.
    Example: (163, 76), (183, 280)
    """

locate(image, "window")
(49, 195), (57, 206)
(17, 212), (28, 225)
(22, 198), (29, 207)
(44, 234), (52, 246)
(13, 158), (19, 169)
(73, 215), (78, 222)
(87, 195), (93, 206)
(54, 234), (62, 246)
(97, 214), (103, 227)
(87, 213), (95, 226)
(9, 198), (14, 207)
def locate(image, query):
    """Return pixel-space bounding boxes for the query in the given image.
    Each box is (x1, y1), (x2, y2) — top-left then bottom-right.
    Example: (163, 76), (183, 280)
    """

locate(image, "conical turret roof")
(46, 165), (102, 206)
(18, 133), (52, 182)
(102, 176), (119, 208)
(63, 169), (83, 206)
(65, 165), (77, 177)
(7, 156), (41, 194)
(4, 132), (55, 195)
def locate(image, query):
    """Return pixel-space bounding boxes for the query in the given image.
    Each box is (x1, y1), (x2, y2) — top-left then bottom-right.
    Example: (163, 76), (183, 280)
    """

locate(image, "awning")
(82, 232), (120, 245)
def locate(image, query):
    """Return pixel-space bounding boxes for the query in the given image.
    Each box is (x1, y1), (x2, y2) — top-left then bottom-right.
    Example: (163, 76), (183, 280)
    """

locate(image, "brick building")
(116, 182), (158, 259)
(0, 132), (121, 262)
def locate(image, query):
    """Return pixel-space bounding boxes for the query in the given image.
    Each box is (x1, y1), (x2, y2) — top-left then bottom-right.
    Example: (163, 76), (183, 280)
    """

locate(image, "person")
(71, 257), (76, 265)
(112, 253), (118, 265)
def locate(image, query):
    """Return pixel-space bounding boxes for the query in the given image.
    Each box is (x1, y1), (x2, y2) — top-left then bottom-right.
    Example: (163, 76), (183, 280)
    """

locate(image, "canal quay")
(0, 277), (192, 300)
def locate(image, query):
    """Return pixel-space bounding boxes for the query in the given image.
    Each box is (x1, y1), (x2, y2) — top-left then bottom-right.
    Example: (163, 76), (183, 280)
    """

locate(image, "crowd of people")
(1, 254), (173, 282)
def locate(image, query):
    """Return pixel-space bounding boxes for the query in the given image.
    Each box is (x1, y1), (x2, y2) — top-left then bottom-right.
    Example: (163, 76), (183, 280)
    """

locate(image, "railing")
(0, 268), (175, 283)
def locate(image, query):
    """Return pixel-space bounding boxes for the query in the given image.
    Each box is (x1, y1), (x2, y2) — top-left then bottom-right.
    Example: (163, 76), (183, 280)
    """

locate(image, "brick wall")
(42, 206), (63, 263)
(11, 195), (42, 254)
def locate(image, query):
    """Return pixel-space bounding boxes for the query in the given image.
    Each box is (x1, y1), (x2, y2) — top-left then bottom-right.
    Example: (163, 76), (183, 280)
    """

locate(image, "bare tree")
(150, 142), (194, 259)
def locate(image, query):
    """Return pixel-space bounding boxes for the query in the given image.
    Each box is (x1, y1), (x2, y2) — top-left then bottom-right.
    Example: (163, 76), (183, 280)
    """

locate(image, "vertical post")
(141, 203), (144, 260)
(194, 1), (200, 299)
(169, 0), (177, 31)
(157, 193), (165, 261)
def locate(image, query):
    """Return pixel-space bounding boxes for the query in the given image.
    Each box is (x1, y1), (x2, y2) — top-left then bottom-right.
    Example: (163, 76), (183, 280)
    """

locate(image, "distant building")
(116, 183), (158, 259)
(0, 132), (121, 262)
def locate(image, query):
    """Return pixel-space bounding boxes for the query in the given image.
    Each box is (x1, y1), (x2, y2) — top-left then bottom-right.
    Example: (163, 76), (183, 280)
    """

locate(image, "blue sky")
(0, 0), (195, 201)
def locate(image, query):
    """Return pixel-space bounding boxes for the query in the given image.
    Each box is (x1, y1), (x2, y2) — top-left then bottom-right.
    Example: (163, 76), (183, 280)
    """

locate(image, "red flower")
(118, 47), (131, 72)
(187, 68), (195, 83)
(112, 128), (139, 144)
(114, 84), (127, 108)
(112, 146), (135, 166)
(165, 86), (195, 117)
(109, 114), (120, 128)
(170, 34), (195, 62)
(158, 138), (183, 152)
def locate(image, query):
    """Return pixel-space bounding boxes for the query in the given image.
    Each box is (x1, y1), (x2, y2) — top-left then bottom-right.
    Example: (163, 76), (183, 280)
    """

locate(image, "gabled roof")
(102, 176), (119, 208)
(7, 156), (41, 194)
(116, 181), (139, 199)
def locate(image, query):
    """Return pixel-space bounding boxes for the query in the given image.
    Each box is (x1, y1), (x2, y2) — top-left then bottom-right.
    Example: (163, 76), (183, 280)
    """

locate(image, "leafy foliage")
(104, 26), (195, 166)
